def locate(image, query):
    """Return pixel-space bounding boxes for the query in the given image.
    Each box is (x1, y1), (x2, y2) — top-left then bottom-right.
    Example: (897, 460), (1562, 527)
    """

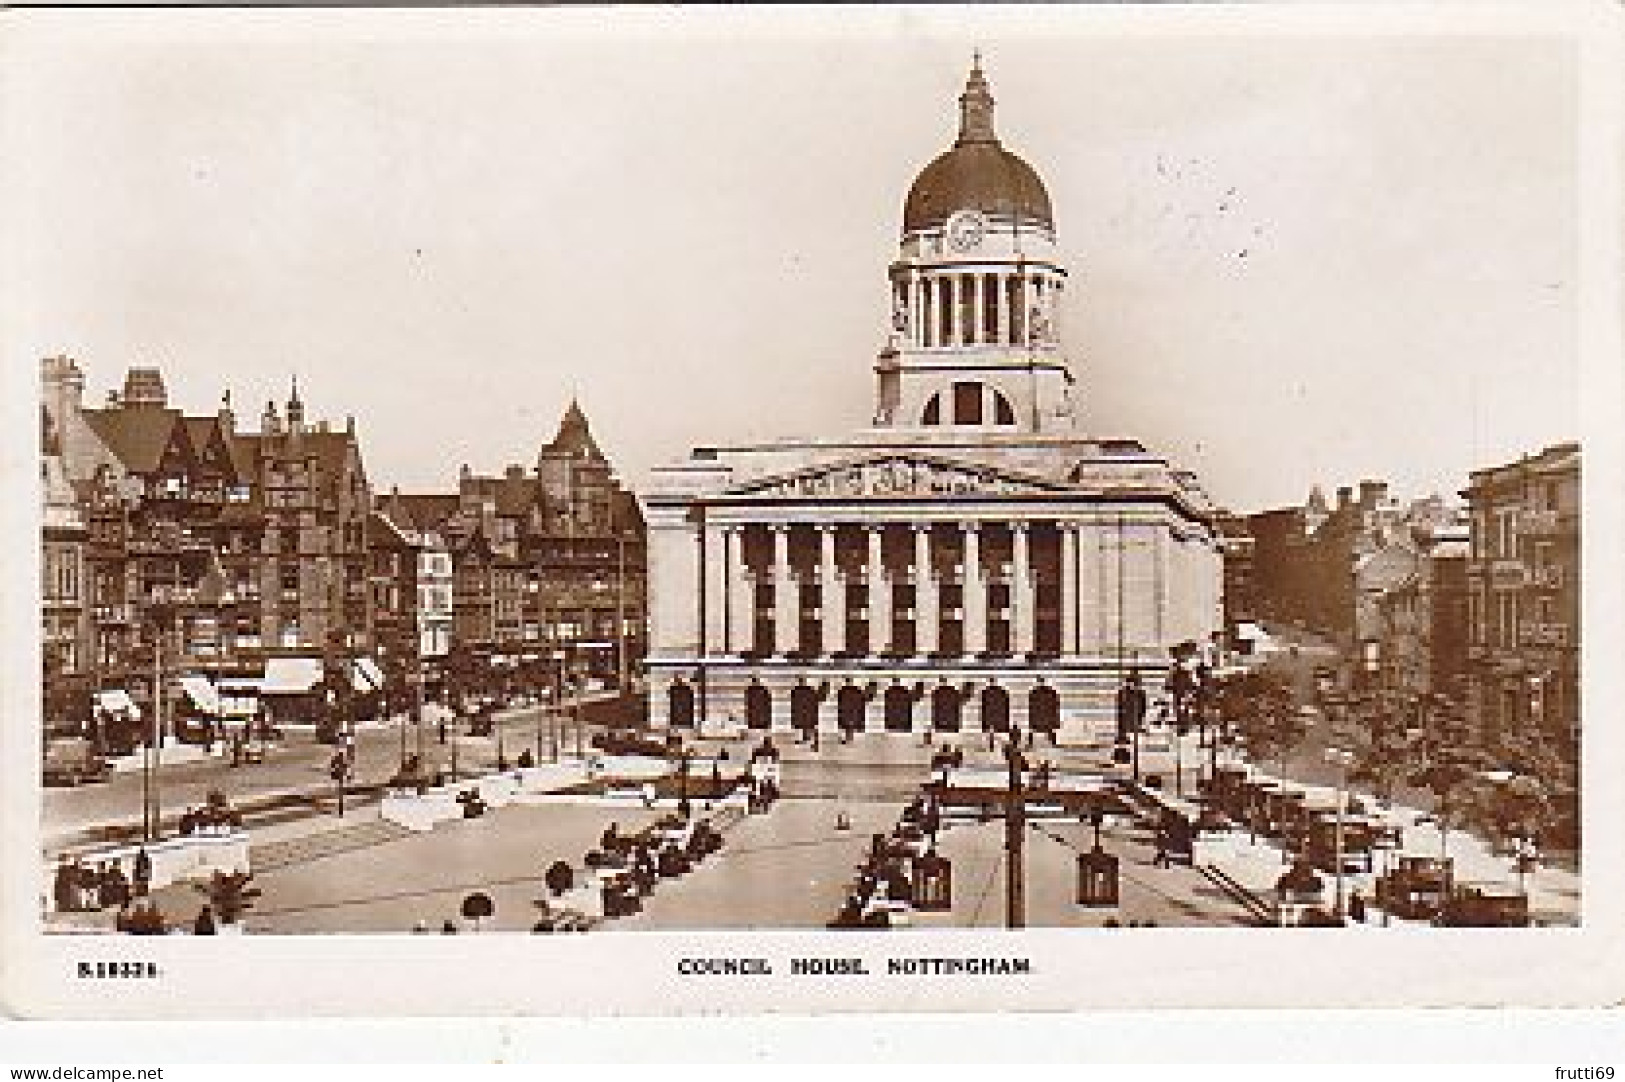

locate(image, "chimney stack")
(122, 367), (168, 409)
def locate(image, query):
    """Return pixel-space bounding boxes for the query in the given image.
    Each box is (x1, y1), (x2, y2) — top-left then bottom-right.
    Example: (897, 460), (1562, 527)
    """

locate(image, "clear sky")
(7, 8), (1579, 513)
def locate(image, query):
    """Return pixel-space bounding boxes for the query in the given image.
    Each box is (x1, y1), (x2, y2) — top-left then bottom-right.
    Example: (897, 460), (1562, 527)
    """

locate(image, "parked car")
(42, 736), (111, 787)
(591, 729), (675, 759)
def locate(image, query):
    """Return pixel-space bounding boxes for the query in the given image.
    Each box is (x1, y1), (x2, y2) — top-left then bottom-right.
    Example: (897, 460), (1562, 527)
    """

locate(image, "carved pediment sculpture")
(729, 453), (1061, 501)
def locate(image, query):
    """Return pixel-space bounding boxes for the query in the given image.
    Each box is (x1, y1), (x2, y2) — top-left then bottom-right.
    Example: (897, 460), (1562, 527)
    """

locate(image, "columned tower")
(874, 56), (1078, 434)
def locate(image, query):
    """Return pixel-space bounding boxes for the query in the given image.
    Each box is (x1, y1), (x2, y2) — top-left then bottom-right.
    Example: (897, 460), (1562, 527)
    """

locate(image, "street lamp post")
(413, 645), (426, 762)
(1325, 746), (1355, 921)
(677, 748), (692, 820)
(449, 706), (460, 782)
(1004, 728), (1027, 929)
(573, 691), (584, 760)
(141, 597), (179, 844)
(143, 624), (161, 841)
(1174, 714), (1185, 799)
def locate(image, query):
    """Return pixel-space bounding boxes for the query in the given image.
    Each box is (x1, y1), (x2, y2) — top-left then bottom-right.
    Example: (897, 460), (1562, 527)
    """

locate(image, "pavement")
(618, 798), (898, 930)
(41, 706), (1583, 932)
(42, 696), (606, 855)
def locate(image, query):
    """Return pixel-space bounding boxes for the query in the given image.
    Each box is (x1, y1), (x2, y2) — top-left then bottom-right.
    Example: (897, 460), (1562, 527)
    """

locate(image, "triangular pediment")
(725, 451), (1069, 500)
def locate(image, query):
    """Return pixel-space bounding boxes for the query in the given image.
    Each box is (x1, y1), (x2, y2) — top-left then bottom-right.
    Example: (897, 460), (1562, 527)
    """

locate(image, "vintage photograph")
(9, 6), (1604, 985)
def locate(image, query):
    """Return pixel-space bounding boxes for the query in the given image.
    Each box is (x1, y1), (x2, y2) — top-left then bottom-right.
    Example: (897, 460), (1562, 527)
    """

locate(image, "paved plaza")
(44, 713), (1580, 934)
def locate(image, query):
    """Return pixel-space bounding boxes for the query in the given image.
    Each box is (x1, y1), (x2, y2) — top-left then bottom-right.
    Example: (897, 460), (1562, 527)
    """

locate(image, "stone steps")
(250, 818), (413, 874)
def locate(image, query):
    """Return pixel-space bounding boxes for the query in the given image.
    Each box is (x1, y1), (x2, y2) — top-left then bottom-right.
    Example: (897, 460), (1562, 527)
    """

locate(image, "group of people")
(829, 806), (936, 929)
(53, 850), (148, 914)
(1150, 809), (1196, 868)
(176, 790), (242, 836)
(52, 847), (185, 936)
(590, 815), (726, 919)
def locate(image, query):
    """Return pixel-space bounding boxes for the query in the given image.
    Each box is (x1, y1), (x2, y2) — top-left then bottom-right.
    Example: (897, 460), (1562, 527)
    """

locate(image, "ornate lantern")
(1077, 802), (1120, 907)
(911, 847), (953, 912)
(1077, 847), (1120, 907)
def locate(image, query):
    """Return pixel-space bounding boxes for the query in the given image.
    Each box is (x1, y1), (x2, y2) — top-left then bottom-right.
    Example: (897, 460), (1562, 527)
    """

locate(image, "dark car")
(42, 737), (111, 787)
(590, 729), (671, 759)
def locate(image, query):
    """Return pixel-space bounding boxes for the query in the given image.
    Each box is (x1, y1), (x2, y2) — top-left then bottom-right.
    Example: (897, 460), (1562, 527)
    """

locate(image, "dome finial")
(958, 51), (996, 146)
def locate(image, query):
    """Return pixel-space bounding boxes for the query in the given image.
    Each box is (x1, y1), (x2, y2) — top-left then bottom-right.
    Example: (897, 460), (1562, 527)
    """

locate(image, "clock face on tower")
(945, 209), (987, 252)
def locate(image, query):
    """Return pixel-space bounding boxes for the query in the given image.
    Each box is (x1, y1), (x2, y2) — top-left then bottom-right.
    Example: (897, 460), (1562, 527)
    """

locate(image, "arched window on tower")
(953, 381), (984, 426)
(938, 279), (953, 345)
(993, 389), (1015, 425)
(922, 393), (942, 426)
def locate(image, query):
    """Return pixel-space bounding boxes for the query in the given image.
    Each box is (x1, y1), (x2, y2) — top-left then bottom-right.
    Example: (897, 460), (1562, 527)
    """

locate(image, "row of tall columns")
(897, 270), (1062, 349)
(719, 521), (1091, 659)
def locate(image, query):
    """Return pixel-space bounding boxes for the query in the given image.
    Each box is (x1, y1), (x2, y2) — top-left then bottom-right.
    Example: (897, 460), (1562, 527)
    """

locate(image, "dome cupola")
(902, 55), (1053, 235)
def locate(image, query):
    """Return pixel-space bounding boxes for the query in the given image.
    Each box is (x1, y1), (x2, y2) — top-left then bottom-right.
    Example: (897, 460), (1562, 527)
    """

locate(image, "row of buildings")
(1224, 444), (1580, 769)
(38, 58), (1579, 767)
(39, 357), (645, 748)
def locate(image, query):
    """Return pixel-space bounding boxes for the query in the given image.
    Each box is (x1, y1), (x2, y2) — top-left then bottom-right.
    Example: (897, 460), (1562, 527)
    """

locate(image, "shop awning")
(263, 657), (322, 694)
(352, 657), (386, 693)
(178, 675), (221, 715)
(96, 689), (141, 719)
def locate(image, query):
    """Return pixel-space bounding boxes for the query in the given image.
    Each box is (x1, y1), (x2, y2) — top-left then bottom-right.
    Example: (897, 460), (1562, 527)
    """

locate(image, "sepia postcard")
(2, 2), (1623, 1020)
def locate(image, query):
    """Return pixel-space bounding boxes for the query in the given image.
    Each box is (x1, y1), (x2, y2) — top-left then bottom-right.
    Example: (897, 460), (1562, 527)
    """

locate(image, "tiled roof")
(382, 493), (461, 533)
(82, 407), (184, 474)
(611, 489), (645, 532)
(368, 510), (415, 549)
(231, 430), (364, 489)
(543, 400), (605, 461)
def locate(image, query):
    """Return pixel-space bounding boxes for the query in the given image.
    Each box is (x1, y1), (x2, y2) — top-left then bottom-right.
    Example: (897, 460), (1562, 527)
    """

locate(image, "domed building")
(643, 59), (1222, 740)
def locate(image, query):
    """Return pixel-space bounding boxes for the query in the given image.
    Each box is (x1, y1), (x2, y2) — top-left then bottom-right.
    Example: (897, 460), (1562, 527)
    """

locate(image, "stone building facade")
(381, 402), (647, 695)
(41, 404), (91, 730)
(40, 357), (374, 740)
(1463, 442), (1580, 750)
(643, 61), (1222, 742)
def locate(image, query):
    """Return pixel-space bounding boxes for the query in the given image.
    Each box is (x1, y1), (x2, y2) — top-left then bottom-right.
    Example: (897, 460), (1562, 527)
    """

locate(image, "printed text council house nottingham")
(675, 957), (1035, 976)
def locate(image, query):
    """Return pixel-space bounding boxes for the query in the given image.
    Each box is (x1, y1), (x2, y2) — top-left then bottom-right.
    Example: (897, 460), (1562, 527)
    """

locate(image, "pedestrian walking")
(133, 846), (152, 897)
(1152, 828), (1171, 869)
(193, 904), (217, 936)
(53, 857), (75, 913)
(1349, 889), (1367, 924)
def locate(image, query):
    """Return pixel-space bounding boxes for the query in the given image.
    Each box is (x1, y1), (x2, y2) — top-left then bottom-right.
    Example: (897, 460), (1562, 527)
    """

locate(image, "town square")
(30, 29), (1581, 939)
